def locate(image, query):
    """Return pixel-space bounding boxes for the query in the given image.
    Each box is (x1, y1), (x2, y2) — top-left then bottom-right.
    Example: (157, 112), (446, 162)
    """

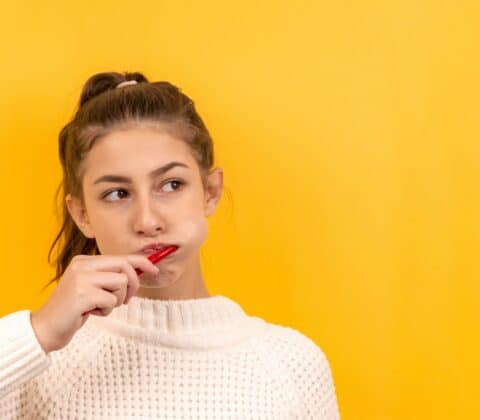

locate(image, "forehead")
(82, 126), (195, 182)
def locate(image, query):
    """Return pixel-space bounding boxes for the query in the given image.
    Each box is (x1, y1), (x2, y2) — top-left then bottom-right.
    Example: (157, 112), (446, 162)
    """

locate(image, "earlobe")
(65, 193), (95, 239)
(204, 168), (223, 217)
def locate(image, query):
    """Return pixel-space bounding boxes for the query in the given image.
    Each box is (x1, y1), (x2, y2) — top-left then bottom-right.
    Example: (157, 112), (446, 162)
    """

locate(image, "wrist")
(30, 310), (54, 354)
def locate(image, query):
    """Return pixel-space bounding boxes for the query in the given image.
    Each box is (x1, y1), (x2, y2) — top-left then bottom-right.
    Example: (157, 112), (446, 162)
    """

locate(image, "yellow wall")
(0, 1), (478, 418)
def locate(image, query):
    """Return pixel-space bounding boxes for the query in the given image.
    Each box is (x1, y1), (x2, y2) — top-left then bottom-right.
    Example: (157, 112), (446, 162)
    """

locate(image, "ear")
(204, 168), (224, 217)
(65, 193), (96, 239)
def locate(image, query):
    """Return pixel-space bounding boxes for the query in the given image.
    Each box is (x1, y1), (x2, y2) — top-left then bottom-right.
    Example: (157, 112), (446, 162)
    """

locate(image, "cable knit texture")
(0, 294), (340, 419)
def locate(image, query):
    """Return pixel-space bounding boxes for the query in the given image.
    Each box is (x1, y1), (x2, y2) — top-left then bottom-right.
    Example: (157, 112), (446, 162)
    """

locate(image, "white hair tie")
(116, 80), (138, 88)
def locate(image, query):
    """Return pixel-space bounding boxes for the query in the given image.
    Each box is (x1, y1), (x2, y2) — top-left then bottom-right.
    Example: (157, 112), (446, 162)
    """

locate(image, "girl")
(0, 71), (340, 419)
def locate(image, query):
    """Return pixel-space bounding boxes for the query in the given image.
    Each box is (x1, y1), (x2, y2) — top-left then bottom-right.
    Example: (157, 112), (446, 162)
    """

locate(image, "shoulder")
(262, 321), (332, 368)
(259, 321), (340, 419)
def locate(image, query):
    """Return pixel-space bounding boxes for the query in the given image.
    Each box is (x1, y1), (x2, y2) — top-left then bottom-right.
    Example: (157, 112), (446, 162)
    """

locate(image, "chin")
(139, 267), (179, 289)
(139, 279), (176, 289)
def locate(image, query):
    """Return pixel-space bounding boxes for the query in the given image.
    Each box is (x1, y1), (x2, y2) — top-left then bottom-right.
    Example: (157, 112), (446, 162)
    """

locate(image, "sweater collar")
(86, 294), (267, 349)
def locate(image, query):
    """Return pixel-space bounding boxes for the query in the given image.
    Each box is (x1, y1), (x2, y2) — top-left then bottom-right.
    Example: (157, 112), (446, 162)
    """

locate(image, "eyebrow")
(93, 161), (190, 185)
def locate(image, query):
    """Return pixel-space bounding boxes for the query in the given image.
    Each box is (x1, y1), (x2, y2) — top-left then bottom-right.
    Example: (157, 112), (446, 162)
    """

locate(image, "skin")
(65, 124), (223, 300)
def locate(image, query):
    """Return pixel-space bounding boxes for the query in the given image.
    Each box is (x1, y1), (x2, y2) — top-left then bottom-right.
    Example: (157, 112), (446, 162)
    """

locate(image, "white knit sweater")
(0, 294), (340, 419)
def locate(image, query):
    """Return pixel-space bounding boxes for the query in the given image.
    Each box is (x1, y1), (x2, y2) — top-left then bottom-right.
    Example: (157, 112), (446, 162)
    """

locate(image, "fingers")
(81, 254), (160, 303)
(123, 255), (161, 275)
(87, 288), (119, 317)
(80, 254), (160, 275)
(122, 255), (160, 302)
(95, 260), (139, 304)
(89, 272), (130, 307)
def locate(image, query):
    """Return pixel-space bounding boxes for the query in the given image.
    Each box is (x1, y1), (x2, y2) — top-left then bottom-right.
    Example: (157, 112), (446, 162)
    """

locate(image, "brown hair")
(42, 71), (219, 292)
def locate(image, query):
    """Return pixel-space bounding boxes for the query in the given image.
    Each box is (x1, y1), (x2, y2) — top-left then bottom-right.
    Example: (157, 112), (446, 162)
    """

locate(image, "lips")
(140, 243), (177, 255)
(133, 246), (179, 277)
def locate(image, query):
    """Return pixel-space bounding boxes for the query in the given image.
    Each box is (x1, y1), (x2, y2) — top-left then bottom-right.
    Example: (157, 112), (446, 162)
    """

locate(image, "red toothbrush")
(134, 245), (178, 276)
(82, 245), (178, 316)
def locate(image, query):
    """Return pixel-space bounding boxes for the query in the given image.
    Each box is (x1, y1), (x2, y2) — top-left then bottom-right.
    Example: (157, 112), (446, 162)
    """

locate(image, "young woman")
(0, 71), (340, 419)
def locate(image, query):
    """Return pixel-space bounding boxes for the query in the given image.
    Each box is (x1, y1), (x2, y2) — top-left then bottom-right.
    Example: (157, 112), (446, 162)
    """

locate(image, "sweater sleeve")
(0, 310), (51, 401)
(280, 327), (340, 419)
(298, 337), (340, 419)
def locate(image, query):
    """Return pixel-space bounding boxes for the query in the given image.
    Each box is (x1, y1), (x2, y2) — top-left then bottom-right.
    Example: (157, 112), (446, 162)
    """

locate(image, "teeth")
(146, 246), (167, 252)
(142, 245), (175, 253)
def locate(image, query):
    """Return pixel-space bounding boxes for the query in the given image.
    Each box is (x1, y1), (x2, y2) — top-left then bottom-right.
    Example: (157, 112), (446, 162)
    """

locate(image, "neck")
(86, 293), (269, 349)
(134, 252), (210, 300)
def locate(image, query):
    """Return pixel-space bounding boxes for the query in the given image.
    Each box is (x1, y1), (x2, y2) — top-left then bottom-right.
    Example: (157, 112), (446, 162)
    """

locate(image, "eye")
(161, 179), (184, 193)
(102, 189), (129, 201)
(101, 179), (185, 202)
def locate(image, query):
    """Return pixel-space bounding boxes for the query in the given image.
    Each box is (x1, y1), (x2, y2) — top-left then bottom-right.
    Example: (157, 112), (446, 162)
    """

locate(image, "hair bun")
(78, 71), (149, 107)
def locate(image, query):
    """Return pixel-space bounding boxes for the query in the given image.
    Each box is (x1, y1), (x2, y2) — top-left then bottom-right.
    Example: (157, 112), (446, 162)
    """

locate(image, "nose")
(132, 193), (165, 236)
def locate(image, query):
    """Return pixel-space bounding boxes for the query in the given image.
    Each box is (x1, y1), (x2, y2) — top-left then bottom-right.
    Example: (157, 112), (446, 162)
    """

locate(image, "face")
(66, 124), (223, 289)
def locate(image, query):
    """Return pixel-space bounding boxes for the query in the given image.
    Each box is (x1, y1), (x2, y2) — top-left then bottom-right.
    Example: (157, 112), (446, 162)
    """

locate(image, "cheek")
(177, 218), (208, 250)
(87, 211), (129, 254)
(92, 226), (122, 254)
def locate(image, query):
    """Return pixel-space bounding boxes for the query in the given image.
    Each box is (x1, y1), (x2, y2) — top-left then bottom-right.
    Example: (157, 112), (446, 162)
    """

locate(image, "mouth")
(140, 244), (179, 257)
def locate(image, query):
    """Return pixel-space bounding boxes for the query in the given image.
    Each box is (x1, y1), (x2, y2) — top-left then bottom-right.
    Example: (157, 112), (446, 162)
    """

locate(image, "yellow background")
(0, 1), (478, 418)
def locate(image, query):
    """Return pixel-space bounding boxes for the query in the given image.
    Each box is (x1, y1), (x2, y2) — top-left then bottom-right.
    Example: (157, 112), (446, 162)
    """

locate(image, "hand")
(31, 254), (159, 353)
